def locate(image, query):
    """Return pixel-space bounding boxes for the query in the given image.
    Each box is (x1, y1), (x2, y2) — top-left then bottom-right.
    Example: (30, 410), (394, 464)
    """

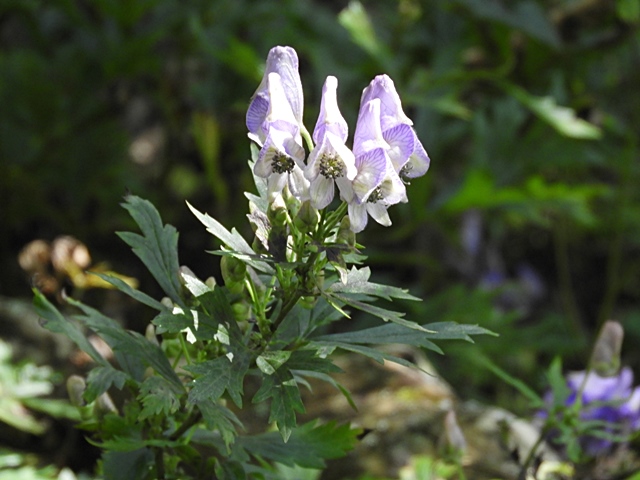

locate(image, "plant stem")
(553, 219), (587, 343)
(170, 410), (203, 441)
(179, 332), (192, 365)
(155, 448), (166, 480)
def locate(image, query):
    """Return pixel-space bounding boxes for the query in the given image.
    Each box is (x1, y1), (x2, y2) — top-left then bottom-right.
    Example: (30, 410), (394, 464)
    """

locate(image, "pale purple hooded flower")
(305, 76), (356, 209)
(252, 72), (308, 200)
(343, 98), (406, 233)
(546, 367), (640, 455)
(360, 74), (430, 180)
(246, 46), (304, 146)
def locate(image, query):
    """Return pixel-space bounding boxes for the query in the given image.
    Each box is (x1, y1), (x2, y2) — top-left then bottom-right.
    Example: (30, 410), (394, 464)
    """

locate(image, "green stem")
(155, 447), (166, 480)
(179, 333), (192, 365)
(169, 410), (203, 441)
(553, 219), (587, 343)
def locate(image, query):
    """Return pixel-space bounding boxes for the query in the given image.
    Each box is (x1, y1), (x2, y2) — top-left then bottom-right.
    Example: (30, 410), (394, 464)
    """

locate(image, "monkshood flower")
(548, 367), (640, 455)
(360, 74), (430, 180)
(252, 72), (308, 200)
(305, 76), (357, 209)
(246, 46), (304, 146)
(344, 97), (407, 233)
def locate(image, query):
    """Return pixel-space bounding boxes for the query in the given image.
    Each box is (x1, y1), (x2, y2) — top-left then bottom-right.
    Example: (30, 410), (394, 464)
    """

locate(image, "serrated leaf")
(327, 292), (431, 333)
(315, 341), (423, 371)
(187, 201), (274, 274)
(151, 310), (193, 334)
(118, 195), (184, 307)
(33, 289), (109, 367)
(286, 350), (343, 374)
(252, 369), (305, 442)
(238, 420), (360, 469)
(195, 399), (242, 450)
(292, 370), (356, 412)
(91, 272), (166, 311)
(137, 376), (182, 420)
(85, 365), (130, 403)
(185, 353), (249, 408)
(256, 351), (292, 375)
(326, 266), (421, 301)
(69, 299), (183, 390)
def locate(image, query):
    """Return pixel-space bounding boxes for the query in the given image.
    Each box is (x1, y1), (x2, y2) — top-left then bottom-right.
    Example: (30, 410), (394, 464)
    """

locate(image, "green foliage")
(31, 192), (490, 478)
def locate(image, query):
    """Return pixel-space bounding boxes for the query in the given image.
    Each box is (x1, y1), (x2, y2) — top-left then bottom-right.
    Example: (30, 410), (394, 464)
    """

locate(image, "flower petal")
(382, 123), (415, 172)
(361, 74), (412, 131)
(310, 175), (335, 209)
(313, 76), (348, 144)
(264, 46), (304, 125)
(353, 99), (387, 157)
(348, 203), (369, 233)
(352, 148), (387, 203)
(366, 203), (392, 227)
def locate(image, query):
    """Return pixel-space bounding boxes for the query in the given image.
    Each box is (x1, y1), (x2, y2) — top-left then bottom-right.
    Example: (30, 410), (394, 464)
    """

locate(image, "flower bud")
(590, 320), (624, 377)
(66, 375), (86, 408)
(220, 255), (246, 294)
(336, 216), (356, 248)
(267, 194), (289, 227)
(294, 201), (320, 232)
(145, 324), (159, 346)
(94, 392), (118, 419)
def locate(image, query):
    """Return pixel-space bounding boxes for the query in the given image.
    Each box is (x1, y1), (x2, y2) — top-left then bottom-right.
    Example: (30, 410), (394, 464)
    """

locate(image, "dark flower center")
(319, 154), (345, 179)
(271, 153), (295, 174)
(366, 186), (383, 203)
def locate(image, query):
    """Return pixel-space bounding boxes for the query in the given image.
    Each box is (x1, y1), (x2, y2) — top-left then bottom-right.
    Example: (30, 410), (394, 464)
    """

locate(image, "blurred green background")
(1, 0), (640, 475)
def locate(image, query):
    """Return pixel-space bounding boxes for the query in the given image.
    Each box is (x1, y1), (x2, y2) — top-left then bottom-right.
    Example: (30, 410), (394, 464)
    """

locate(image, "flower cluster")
(246, 46), (430, 233)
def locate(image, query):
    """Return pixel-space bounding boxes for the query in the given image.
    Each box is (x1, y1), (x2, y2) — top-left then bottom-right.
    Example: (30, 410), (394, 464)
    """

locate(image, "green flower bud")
(336, 215), (356, 248)
(220, 255), (246, 294)
(294, 201), (320, 232)
(66, 375), (86, 408)
(145, 324), (159, 346)
(267, 195), (289, 227)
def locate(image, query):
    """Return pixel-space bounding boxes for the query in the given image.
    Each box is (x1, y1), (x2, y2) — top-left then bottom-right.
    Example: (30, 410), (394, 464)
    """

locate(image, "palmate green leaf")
(292, 370), (356, 412)
(194, 399), (243, 451)
(187, 201), (274, 274)
(326, 266), (420, 301)
(85, 365), (130, 403)
(68, 299), (183, 390)
(256, 351), (292, 375)
(151, 310), (192, 334)
(185, 352), (250, 408)
(253, 368), (305, 442)
(137, 376), (182, 420)
(33, 289), (109, 367)
(118, 195), (185, 307)
(286, 350), (343, 374)
(238, 420), (360, 469)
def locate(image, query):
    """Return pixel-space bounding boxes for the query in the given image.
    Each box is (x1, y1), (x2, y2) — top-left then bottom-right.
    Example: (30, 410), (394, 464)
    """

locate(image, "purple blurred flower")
(551, 367), (640, 455)
(344, 98), (407, 233)
(359, 74), (430, 180)
(305, 76), (356, 209)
